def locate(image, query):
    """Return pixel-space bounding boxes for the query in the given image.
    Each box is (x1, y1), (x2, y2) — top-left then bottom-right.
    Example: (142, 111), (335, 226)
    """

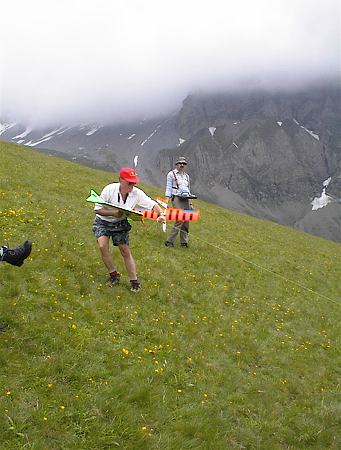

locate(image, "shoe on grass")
(0, 323), (9, 333)
(165, 241), (174, 247)
(0, 240), (32, 266)
(180, 243), (188, 247)
(130, 281), (141, 292)
(106, 272), (121, 286)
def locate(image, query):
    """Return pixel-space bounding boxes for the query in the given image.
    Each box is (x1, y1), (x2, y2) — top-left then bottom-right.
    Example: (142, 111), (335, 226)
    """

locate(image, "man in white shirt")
(92, 167), (165, 292)
(164, 157), (195, 248)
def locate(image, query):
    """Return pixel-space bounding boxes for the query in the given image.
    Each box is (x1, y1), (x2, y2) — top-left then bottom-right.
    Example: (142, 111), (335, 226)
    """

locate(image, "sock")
(130, 279), (139, 285)
(110, 270), (119, 277)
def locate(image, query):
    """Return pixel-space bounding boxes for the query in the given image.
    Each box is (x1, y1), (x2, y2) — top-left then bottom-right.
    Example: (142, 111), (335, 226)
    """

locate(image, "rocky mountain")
(1, 82), (340, 242)
(156, 84), (341, 242)
(0, 116), (180, 175)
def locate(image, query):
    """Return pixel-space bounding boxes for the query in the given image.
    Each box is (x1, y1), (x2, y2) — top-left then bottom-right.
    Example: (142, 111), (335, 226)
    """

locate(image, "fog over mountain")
(1, 0), (340, 126)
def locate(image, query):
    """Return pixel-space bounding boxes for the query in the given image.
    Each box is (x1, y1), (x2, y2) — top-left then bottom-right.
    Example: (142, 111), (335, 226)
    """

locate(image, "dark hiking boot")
(1, 241), (32, 267)
(130, 281), (141, 292)
(180, 243), (188, 247)
(106, 272), (121, 286)
(0, 323), (9, 332)
(165, 241), (174, 247)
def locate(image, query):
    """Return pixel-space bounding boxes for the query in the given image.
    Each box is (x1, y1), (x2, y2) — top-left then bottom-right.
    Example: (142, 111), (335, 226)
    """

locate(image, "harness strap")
(172, 170), (189, 190)
(172, 170), (179, 189)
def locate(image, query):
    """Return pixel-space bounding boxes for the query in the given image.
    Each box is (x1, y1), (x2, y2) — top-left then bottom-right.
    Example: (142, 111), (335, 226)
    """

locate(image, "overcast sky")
(1, 0), (340, 126)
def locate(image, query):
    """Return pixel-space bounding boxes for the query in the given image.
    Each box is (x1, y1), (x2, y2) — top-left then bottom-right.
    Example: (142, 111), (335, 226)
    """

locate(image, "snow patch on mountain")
(41, 126), (66, 139)
(86, 125), (103, 136)
(140, 125), (161, 146)
(26, 137), (53, 147)
(311, 177), (332, 210)
(293, 118), (319, 140)
(0, 122), (16, 136)
(301, 125), (319, 140)
(57, 126), (73, 135)
(209, 126), (216, 136)
(12, 127), (33, 139)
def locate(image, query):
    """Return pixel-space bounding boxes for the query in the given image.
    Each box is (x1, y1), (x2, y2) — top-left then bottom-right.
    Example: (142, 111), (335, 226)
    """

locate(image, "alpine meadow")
(1, 141), (341, 449)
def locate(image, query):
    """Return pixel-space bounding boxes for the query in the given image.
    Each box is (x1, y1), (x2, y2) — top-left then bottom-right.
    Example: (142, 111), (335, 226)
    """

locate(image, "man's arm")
(134, 188), (166, 223)
(165, 172), (174, 198)
(95, 207), (124, 218)
(186, 173), (194, 209)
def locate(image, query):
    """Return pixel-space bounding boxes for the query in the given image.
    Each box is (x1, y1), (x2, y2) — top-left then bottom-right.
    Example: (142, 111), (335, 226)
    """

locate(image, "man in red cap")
(92, 167), (165, 292)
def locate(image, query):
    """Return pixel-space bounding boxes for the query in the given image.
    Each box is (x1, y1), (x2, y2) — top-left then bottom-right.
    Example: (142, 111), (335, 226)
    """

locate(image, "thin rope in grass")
(166, 223), (340, 305)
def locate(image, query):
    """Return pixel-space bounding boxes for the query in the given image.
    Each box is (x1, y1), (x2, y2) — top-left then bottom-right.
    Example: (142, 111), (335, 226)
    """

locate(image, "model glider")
(86, 190), (144, 221)
(139, 208), (200, 222)
(86, 190), (200, 222)
(155, 196), (200, 224)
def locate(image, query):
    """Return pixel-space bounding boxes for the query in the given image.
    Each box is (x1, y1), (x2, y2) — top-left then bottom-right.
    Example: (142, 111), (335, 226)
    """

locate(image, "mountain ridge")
(1, 82), (340, 242)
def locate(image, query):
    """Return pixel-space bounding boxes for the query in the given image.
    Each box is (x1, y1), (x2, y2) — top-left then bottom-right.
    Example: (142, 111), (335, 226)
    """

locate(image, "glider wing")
(86, 191), (199, 222)
(86, 190), (144, 221)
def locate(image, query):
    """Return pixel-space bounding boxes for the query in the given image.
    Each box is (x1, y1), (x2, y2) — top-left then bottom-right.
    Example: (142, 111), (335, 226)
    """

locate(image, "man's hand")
(113, 209), (124, 218)
(156, 213), (166, 224)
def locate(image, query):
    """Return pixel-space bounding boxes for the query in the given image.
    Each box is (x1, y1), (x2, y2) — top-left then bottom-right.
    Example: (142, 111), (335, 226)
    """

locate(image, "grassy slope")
(0, 141), (340, 449)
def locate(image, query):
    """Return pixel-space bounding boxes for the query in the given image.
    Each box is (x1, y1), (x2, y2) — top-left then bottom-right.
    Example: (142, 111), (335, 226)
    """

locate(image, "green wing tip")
(86, 189), (101, 202)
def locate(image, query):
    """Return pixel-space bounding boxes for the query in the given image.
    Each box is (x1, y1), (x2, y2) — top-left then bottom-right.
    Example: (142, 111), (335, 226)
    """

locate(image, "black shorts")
(92, 217), (131, 246)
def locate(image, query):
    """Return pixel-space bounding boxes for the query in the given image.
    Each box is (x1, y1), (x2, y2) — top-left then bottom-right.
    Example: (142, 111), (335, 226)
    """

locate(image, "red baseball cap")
(119, 167), (140, 183)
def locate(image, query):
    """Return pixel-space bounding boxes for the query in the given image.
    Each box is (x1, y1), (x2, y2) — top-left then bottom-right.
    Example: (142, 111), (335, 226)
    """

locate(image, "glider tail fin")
(86, 190), (102, 203)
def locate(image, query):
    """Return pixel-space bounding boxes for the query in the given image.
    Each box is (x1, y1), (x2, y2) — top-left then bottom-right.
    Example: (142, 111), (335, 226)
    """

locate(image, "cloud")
(1, 0), (340, 126)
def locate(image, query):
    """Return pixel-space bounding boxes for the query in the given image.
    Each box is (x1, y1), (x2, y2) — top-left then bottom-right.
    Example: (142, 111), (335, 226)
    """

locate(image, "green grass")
(1, 140), (340, 449)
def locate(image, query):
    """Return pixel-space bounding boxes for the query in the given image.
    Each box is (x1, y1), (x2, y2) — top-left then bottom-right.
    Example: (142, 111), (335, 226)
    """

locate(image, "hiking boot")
(0, 323), (9, 333)
(180, 243), (188, 247)
(165, 241), (174, 247)
(130, 281), (141, 292)
(106, 272), (121, 286)
(0, 240), (32, 266)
